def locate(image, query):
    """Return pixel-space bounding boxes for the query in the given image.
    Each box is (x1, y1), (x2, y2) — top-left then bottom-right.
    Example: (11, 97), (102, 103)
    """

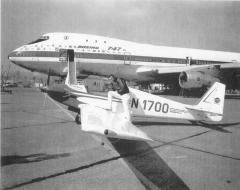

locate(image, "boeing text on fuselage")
(8, 33), (240, 89)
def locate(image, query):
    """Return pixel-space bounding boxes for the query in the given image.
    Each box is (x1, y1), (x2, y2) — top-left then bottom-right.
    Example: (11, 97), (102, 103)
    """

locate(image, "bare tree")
(1, 64), (12, 91)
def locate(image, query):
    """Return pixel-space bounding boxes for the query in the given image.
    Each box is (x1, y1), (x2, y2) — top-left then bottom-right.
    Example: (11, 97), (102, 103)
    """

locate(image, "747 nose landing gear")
(75, 108), (81, 124)
(75, 114), (81, 124)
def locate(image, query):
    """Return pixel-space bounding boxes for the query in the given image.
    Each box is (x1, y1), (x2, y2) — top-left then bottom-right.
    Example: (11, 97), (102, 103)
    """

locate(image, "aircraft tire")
(75, 114), (81, 124)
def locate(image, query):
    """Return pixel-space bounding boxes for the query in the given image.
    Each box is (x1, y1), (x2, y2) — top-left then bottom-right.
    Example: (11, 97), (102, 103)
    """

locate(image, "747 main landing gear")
(75, 109), (81, 124)
(75, 114), (81, 124)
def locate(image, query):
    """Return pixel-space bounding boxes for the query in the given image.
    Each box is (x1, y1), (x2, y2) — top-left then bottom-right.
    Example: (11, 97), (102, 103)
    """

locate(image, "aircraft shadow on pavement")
(1, 153), (71, 166)
(108, 138), (190, 190)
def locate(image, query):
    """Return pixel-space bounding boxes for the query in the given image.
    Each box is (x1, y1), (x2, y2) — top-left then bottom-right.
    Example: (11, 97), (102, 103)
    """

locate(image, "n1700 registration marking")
(131, 98), (169, 113)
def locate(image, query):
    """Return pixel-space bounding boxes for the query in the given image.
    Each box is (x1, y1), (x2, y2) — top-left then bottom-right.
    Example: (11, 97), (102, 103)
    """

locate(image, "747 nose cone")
(8, 51), (17, 61)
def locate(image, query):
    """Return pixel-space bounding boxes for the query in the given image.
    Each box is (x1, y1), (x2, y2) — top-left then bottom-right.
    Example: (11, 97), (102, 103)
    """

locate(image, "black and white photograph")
(1, 0), (240, 189)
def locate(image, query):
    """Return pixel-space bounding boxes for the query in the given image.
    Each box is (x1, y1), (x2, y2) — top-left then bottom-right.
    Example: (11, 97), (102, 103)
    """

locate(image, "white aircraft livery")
(42, 50), (226, 142)
(8, 32), (240, 89)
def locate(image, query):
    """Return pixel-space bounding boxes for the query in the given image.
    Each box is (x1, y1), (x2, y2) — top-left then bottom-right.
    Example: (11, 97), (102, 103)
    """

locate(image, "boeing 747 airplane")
(8, 33), (240, 90)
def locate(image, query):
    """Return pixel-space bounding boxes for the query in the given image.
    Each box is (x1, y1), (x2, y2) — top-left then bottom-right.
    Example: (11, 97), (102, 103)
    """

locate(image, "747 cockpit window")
(28, 36), (49, 45)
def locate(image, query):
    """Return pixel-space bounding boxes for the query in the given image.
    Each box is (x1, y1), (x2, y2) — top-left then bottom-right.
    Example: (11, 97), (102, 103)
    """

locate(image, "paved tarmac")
(1, 87), (240, 190)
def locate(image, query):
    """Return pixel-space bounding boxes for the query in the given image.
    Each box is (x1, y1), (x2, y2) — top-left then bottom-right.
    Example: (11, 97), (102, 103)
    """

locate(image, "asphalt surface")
(1, 87), (240, 190)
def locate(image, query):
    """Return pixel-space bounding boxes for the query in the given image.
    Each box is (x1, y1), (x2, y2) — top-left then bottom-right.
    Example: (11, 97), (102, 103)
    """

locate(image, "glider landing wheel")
(75, 114), (81, 124)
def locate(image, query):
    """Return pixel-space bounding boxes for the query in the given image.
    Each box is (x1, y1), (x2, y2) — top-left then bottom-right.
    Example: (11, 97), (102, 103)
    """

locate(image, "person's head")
(109, 74), (116, 82)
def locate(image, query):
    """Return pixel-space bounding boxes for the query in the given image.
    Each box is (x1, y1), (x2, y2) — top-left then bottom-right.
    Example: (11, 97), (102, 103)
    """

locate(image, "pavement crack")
(153, 130), (240, 161)
(2, 120), (74, 130)
(171, 143), (240, 161)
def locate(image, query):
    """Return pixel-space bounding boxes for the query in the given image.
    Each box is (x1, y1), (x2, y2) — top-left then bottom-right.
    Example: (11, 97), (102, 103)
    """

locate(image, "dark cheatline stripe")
(12, 51), (228, 65)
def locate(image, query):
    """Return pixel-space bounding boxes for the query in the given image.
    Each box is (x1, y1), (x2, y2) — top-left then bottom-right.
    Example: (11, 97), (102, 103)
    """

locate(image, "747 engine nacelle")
(179, 71), (219, 89)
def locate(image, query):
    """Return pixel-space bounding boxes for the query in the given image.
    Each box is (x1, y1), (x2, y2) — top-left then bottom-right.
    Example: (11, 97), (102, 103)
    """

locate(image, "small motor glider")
(44, 50), (226, 142)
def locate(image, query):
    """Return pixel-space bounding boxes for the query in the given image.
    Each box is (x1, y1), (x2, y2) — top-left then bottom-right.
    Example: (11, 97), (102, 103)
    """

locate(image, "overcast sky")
(2, 0), (240, 72)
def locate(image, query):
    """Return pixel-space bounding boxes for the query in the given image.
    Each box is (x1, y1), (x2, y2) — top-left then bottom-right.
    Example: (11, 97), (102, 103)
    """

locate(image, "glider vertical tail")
(65, 49), (77, 85)
(64, 49), (88, 93)
(195, 82), (225, 115)
(187, 82), (226, 122)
